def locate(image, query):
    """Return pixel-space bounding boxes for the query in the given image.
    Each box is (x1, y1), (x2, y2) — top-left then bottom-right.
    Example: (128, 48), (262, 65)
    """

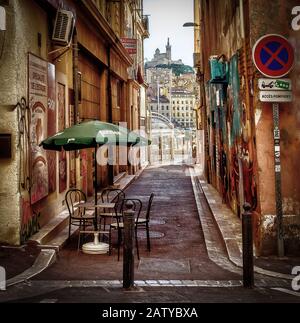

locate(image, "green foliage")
(149, 64), (194, 76)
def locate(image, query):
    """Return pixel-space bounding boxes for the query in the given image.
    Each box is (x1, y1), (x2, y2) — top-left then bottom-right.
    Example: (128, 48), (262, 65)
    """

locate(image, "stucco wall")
(0, 0), (51, 245)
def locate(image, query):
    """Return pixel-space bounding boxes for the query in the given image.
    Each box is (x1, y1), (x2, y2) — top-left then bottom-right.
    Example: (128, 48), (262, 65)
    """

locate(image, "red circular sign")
(252, 34), (295, 78)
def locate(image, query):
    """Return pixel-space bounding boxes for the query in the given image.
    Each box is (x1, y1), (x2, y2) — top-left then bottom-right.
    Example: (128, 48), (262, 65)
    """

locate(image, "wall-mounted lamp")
(183, 22), (199, 28)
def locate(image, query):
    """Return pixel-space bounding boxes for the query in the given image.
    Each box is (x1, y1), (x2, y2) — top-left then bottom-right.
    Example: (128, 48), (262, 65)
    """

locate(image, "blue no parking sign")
(252, 34), (295, 78)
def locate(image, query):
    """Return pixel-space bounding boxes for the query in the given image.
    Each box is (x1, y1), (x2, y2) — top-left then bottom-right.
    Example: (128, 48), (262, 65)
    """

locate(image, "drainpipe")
(107, 45), (114, 186)
(73, 28), (79, 125)
(198, 0), (209, 181)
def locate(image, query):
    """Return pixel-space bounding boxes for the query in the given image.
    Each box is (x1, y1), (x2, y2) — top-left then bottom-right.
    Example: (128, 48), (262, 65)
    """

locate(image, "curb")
(5, 249), (57, 288)
(191, 166), (294, 281)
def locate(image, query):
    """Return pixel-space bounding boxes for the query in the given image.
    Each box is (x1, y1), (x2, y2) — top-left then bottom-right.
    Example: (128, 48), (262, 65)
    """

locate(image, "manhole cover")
(150, 219), (166, 225)
(137, 231), (164, 239)
(138, 258), (191, 274)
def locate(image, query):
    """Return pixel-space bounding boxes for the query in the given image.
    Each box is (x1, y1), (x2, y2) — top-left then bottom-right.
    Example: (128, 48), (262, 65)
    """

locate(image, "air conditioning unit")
(52, 9), (74, 45)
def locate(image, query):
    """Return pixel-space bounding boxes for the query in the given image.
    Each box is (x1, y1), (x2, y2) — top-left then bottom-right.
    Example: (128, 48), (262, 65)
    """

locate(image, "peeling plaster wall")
(202, 0), (243, 83)
(0, 0), (48, 245)
(250, 0), (300, 255)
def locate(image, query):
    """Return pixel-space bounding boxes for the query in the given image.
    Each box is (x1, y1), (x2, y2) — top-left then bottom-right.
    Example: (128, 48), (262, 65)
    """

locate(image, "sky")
(143, 0), (194, 67)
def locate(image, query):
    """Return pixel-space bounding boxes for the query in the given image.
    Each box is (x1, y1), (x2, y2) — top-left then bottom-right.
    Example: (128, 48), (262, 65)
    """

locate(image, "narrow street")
(1, 165), (298, 303)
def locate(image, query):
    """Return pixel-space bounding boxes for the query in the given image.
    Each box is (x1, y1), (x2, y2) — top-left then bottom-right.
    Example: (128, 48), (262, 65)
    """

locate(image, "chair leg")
(77, 231), (81, 253)
(68, 218), (72, 241)
(135, 227), (140, 260)
(109, 226), (112, 256)
(117, 228), (122, 261)
(146, 223), (151, 252)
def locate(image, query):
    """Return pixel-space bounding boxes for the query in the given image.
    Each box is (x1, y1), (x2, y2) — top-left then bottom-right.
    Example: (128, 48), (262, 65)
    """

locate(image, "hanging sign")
(120, 38), (137, 55)
(253, 34), (295, 78)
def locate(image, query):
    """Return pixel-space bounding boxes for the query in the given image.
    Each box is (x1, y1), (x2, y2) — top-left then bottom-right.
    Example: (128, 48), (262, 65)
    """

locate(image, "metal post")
(94, 147), (98, 231)
(242, 203), (254, 288)
(123, 201), (135, 290)
(273, 103), (285, 257)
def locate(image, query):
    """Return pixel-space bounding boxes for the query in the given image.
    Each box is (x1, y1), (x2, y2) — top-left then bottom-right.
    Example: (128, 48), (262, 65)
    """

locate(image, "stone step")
(40, 225), (78, 251)
(117, 175), (136, 191)
(29, 210), (70, 246)
(113, 172), (127, 184)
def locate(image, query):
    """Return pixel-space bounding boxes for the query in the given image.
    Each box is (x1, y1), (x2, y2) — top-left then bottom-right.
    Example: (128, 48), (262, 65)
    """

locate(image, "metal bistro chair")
(65, 189), (96, 244)
(110, 199), (143, 261)
(99, 188), (125, 254)
(135, 193), (155, 253)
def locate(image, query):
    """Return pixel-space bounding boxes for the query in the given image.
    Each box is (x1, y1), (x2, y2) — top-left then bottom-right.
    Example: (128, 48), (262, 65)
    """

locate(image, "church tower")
(166, 38), (172, 63)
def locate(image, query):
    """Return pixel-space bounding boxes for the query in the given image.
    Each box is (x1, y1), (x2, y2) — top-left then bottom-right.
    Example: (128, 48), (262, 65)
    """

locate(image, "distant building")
(146, 39), (198, 130)
(171, 89), (196, 129)
(148, 96), (171, 120)
(145, 38), (184, 68)
(146, 68), (173, 99)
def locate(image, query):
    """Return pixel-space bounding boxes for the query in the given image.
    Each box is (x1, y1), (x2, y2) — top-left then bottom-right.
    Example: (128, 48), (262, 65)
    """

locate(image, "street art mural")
(28, 53), (49, 204)
(20, 198), (40, 244)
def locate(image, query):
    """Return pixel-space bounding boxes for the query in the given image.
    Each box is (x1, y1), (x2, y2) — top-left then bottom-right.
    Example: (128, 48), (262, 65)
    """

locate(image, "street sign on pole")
(258, 79), (292, 91)
(253, 34), (293, 257)
(259, 91), (293, 102)
(253, 34), (295, 78)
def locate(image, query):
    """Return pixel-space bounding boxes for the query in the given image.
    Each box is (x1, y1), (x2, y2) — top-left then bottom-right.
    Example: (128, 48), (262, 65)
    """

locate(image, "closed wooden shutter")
(78, 53), (101, 120)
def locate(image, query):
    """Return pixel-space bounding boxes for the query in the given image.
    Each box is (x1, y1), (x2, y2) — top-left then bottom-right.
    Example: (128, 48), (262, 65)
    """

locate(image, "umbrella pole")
(94, 146), (98, 231)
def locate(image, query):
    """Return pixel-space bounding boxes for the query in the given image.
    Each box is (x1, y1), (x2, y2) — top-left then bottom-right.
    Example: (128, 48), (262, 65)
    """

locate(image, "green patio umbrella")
(40, 120), (151, 229)
(41, 120), (150, 151)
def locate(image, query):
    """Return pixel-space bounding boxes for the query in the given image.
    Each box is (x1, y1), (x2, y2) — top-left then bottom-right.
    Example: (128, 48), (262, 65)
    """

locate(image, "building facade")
(194, 0), (300, 255)
(0, 0), (149, 245)
(171, 89), (196, 129)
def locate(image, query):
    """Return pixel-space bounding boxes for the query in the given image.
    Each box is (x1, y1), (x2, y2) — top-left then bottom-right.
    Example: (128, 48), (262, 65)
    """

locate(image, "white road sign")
(258, 79), (292, 91)
(259, 91), (293, 102)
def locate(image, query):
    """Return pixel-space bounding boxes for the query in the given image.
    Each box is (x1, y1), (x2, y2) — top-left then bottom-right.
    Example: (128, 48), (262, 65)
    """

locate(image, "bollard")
(242, 203), (254, 288)
(123, 201), (135, 289)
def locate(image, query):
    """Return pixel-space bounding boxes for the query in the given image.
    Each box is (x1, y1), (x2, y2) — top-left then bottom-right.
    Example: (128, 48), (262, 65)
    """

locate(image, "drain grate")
(150, 219), (166, 225)
(138, 258), (191, 274)
(137, 231), (164, 239)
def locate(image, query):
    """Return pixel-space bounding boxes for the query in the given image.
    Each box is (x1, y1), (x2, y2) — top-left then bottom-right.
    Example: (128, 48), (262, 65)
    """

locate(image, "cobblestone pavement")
(3, 282), (300, 303)
(0, 165), (299, 303)
(32, 165), (241, 282)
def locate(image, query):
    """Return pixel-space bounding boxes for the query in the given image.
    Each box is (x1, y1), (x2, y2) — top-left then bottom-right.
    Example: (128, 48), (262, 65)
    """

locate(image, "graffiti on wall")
(20, 198), (40, 244)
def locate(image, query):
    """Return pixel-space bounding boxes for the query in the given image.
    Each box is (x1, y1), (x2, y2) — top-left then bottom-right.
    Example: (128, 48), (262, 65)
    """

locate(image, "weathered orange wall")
(250, 0), (300, 254)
